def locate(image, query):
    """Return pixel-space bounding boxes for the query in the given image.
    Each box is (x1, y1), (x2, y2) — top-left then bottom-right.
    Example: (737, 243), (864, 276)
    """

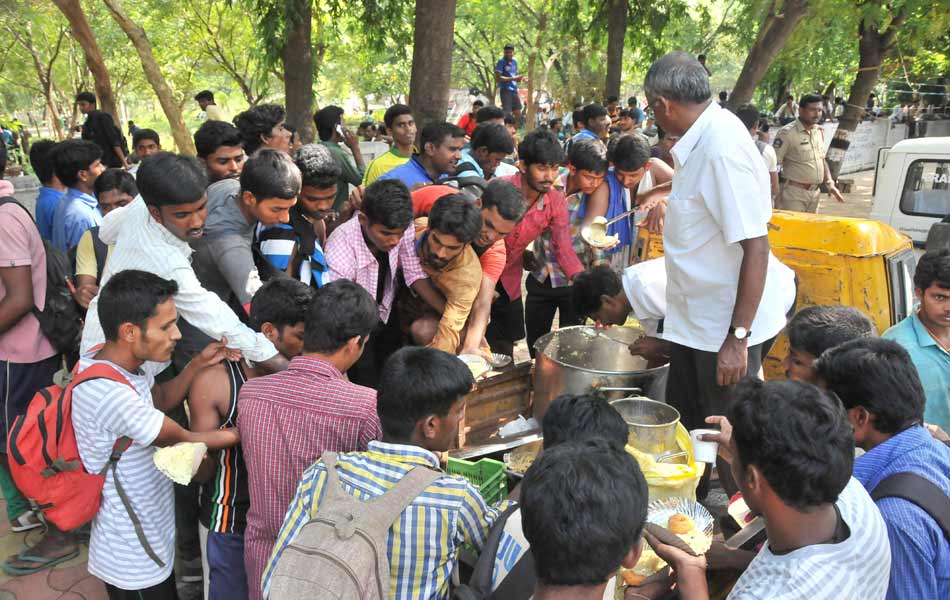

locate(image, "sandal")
(1, 547), (80, 576)
(9, 510), (44, 533)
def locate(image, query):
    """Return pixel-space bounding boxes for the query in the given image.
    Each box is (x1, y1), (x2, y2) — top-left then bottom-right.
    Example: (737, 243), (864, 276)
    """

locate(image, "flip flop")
(9, 510), (44, 532)
(0, 548), (80, 576)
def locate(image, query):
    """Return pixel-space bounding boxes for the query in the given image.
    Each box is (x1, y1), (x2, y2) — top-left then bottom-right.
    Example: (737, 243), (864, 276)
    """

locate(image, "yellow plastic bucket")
(626, 423), (705, 502)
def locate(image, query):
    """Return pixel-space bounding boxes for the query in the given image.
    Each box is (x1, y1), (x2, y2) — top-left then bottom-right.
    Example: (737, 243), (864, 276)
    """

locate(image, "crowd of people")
(0, 48), (948, 600)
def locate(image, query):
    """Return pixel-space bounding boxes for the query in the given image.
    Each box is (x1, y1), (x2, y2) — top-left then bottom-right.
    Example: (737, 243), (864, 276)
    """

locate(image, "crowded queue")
(0, 49), (947, 600)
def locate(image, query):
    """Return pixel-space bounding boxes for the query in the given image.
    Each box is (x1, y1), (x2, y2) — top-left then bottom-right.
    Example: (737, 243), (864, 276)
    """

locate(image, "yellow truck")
(635, 210), (917, 378)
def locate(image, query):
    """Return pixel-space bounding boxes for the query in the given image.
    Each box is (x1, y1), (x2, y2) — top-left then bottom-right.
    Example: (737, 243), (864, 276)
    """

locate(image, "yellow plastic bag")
(626, 423), (705, 502)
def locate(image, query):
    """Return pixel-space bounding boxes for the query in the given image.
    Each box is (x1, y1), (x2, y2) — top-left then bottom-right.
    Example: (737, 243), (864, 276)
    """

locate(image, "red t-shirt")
(479, 240), (506, 284)
(458, 113), (476, 137)
(411, 185), (459, 217)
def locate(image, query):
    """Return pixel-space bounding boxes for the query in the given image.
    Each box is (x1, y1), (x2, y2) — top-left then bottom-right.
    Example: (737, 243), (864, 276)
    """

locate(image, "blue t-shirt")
(883, 312), (950, 430)
(51, 187), (101, 253)
(495, 58), (519, 93)
(377, 156), (442, 189)
(35, 186), (65, 242)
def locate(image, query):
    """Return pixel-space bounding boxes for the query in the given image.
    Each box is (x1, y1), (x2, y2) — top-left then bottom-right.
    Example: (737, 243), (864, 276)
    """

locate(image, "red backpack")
(6, 362), (164, 566)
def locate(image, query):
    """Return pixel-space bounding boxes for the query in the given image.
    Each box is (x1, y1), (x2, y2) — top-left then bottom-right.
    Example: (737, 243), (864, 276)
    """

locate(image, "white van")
(870, 137), (950, 246)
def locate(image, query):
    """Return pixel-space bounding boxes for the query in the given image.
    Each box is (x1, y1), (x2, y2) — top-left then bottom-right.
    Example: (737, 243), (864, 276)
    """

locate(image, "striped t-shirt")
(72, 357), (174, 590)
(729, 477), (891, 599)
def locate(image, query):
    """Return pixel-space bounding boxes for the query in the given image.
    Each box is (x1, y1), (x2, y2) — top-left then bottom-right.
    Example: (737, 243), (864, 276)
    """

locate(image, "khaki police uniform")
(773, 120), (826, 213)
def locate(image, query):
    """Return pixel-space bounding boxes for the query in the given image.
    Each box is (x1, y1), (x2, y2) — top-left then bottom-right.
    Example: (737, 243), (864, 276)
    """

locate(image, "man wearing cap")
(495, 44), (525, 123)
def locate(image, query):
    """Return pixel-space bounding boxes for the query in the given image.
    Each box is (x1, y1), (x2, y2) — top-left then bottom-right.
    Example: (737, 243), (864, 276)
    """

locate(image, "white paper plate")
(647, 496), (714, 552)
(458, 354), (490, 379)
(580, 225), (619, 249)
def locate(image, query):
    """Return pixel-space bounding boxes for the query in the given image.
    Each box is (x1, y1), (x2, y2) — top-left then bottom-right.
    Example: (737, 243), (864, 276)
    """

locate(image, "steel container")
(609, 397), (681, 455)
(531, 325), (669, 422)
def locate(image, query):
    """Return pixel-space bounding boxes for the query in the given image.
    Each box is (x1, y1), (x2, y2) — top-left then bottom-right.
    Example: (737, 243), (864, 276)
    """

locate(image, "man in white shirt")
(735, 104), (780, 205)
(572, 258), (797, 367)
(645, 379), (891, 600)
(73, 269), (241, 598)
(80, 152), (286, 374)
(643, 52), (789, 497)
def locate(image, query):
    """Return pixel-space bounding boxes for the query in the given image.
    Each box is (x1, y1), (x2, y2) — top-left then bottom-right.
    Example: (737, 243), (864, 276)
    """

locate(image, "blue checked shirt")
(853, 425), (950, 600)
(262, 441), (510, 599)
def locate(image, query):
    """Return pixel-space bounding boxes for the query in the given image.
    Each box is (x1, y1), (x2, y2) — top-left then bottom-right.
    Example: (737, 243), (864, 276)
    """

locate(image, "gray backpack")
(267, 451), (442, 599)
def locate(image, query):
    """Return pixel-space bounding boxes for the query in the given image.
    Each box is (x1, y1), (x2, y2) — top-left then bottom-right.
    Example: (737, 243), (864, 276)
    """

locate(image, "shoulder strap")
(89, 227), (109, 282)
(368, 463), (443, 527)
(0, 197), (37, 225)
(465, 504), (521, 594)
(871, 472), (950, 539)
(69, 362), (165, 568)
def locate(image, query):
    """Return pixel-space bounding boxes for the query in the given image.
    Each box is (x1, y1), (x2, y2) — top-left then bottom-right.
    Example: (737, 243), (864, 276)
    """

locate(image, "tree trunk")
(101, 0), (196, 155)
(827, 6), (905, 180)
(281, 0), (315, 143)
(409, 0), (458, 132)
(604, 0), (628, 100)
(52, 0), (118, 121)
(726, 0), (810, 110)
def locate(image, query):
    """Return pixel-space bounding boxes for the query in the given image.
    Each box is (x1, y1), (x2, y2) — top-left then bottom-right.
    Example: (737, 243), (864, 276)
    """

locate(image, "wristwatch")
(729, 325), (750, 341)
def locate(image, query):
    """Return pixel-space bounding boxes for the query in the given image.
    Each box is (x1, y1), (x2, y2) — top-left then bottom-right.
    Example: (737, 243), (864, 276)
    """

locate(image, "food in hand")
(621, 569), (647, 586)
(668, 513), (696, 534)
(153, 442), (207, 485)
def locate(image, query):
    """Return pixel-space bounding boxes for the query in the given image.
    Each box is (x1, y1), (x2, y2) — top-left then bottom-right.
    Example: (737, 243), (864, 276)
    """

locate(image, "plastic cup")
(690, 428), (720, 463)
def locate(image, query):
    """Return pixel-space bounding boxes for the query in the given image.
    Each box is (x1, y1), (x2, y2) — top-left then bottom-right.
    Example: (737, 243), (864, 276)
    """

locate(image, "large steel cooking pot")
(532, 325), (669, 421)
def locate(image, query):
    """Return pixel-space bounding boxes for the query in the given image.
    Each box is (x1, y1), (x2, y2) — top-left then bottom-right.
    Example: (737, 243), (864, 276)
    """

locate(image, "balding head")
(644, 51), (711, 105)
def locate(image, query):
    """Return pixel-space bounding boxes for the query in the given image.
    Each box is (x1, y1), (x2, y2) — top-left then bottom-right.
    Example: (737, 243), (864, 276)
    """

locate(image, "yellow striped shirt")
(261, 441), (508, 599)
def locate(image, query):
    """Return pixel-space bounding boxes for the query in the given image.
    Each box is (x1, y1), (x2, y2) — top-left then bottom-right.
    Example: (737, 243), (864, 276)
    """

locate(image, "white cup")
(690, 428), (720, 463)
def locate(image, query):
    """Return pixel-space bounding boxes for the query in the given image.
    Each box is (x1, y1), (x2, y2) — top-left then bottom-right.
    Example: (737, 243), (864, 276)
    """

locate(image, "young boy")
(72, 168), (138, 308)
(324, 178), (441, 387)
(521, 440), (648, 600)
(784, 305), (876, 382)
(487, 130), (583, 357)
(816, 338), (949, 600)
(262, 347), (503, 600)
(72, 269), (241, 599)
(522, 138), (609, 354)
(130, 129), (161, 175)
(884, 249), (950, 431)
(652, 379), (891, 600)
(190, 278), (314, 600)
(401, 194), (483, 353)
(491, 393), (633, 597)
(194, 120), (246, 183)
(257, 144), (341, 288)
(238, 279), (382, 600)
(50, 139), (106, 252)
(28, 139), (66, 241)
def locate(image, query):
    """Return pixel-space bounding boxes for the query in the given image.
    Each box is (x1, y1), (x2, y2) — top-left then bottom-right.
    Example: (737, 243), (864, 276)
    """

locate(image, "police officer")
(773, 94), (844, 213)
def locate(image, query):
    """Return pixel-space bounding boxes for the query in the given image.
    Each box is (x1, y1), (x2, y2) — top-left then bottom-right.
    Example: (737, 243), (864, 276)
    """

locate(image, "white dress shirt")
(622, 258), (667, 337)
(81, 198), (278, 367)
(663, 102), (789, 352)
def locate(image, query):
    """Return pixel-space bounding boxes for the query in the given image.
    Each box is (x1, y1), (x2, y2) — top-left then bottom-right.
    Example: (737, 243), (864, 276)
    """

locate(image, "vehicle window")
(899, 159), (950, 218)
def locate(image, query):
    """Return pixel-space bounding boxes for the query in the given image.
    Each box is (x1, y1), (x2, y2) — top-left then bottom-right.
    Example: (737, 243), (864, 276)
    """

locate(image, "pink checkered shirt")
(324, 212), (427, 323)
(237, 356), (381, 600)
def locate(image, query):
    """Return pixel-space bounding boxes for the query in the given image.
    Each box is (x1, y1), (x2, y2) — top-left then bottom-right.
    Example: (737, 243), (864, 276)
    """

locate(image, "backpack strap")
(461, 503), (523, 597)
(871, 472), (950, 540)
(321, 451), (443, 528)
(88, 227), (109, 284)
(70, 363), (166, 568)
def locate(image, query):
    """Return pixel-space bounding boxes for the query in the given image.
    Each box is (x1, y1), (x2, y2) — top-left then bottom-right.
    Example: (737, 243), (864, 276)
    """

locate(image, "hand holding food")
(153, 442), (207, 485)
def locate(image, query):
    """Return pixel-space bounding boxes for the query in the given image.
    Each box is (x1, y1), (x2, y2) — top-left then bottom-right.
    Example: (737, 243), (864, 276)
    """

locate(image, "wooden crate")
(456, 362), (532, 449)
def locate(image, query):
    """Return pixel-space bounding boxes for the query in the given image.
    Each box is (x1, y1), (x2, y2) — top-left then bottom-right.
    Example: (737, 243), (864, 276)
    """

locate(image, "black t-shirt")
(81, 110), (126, 168)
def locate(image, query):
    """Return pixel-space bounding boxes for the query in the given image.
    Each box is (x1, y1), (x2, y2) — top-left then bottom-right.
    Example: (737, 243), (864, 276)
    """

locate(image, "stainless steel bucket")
(531, 326), (669, 422)
(609, 397), (680, 455)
